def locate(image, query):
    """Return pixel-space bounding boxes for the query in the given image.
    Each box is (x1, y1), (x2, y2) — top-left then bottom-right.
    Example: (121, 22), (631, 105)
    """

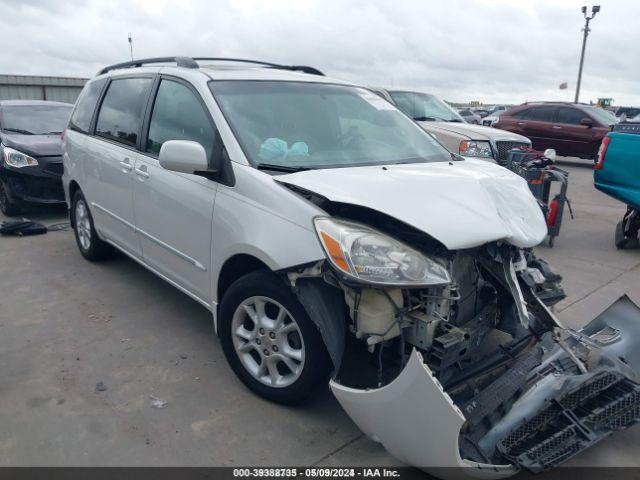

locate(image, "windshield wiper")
(413, 116), (437, 121)
(257, 163), (310, 173)
(43, 131), (63, 135)
(3, 128), (34, 135)
(448, 119), (463, 123)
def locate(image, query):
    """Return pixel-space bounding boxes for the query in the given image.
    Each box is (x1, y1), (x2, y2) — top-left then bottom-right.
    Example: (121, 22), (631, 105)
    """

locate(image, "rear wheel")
(72, 190), (114, 261)
(0, 180), (21, 216)
(219, 270), (331, 405)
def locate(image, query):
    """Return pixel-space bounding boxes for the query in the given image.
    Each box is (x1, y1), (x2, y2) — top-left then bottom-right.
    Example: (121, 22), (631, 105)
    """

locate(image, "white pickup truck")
(371, 88), (530, 164)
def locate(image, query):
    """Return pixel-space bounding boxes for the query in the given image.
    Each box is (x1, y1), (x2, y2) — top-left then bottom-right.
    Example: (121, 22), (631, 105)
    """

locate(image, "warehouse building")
(0, 75), (87, 104)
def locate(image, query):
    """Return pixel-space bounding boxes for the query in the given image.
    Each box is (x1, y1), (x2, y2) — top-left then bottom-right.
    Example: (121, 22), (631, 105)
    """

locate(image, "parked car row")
(495, 101), (619, 159)
(42, 56), (640, 478)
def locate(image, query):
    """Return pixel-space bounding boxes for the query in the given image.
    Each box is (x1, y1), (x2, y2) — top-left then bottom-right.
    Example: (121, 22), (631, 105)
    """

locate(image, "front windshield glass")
(582, 106), (619, 126)
(2, 105), (73, 135)
(210, 81), (450, 170)
(388, 91), (465, 123)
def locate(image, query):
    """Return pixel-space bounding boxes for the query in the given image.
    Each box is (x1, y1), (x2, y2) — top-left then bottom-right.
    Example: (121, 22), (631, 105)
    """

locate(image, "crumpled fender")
(330, 350), (517, 479)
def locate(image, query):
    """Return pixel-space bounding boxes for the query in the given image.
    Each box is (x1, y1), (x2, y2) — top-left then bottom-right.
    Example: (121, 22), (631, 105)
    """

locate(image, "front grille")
(43, 162), (63, 175)
(497, 372), (640, 472)
(495, 141), (529, 163)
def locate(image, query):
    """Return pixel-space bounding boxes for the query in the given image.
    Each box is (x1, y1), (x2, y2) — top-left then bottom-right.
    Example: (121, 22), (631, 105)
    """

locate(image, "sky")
(2, 0), (638, 106)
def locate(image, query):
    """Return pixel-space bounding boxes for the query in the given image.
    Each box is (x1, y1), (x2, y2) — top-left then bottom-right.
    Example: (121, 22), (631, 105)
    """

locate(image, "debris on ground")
(180, 354), (188, 359)
(150, 395), (167, 408)
(95, 381), (107, 392)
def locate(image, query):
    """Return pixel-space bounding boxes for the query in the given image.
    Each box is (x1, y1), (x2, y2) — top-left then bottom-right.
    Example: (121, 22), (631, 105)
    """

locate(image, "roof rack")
(193, 58), (324, 76)
(97, 56), (324, 76)
(97, 56), (199, 75)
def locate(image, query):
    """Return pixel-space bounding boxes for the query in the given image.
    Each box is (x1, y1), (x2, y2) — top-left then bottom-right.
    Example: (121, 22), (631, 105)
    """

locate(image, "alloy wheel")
(75, 199), (92, 250)
(231, 296), (305, 388)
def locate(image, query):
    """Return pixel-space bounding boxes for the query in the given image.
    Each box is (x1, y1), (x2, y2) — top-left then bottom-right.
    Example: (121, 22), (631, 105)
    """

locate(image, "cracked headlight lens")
(459, 140), (493, 158)
(314, 217), (451, 286)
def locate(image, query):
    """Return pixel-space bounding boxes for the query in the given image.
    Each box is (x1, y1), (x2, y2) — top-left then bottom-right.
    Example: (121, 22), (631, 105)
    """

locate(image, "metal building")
(0, 75), (87, 104)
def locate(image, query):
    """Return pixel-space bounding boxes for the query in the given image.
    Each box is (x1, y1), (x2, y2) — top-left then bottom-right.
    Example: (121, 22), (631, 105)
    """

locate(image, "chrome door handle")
(134, 166), (149, 178)
(517, 122), (525, 126)
(552, 125), (562, 129)
(119, 158), (133, 171)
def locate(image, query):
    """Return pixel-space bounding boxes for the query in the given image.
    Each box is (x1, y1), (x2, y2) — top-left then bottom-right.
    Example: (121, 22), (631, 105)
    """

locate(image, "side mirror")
(543, 148), (557, 161)
(580, 117), (594, 128)
(159, 140), (209, 175)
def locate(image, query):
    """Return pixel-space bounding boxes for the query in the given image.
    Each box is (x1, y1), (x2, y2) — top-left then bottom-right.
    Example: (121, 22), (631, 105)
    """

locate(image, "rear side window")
(69, 78), (107, 133)
(512, 109), (530, 119)
(556, 107), (586, 125)
(146, 80), (215, 159)
(95, 78), (153, 147)
(526, 106), (556, 122)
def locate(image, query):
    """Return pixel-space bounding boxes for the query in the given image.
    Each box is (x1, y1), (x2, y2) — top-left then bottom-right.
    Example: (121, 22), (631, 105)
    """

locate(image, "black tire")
(0, 180), (22, 216)
(219, 270), (331, 405)
(71, 190), (114, 261)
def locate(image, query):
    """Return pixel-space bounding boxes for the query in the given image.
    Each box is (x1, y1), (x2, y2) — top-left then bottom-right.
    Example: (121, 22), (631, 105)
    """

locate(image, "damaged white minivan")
(63, 57), (640, 477)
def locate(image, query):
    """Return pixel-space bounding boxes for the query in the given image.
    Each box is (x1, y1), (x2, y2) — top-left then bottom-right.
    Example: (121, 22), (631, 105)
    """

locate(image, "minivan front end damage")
(287, 234), (640, 478)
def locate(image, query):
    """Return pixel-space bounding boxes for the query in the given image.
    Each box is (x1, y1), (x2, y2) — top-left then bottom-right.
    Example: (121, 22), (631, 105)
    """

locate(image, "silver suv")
(63, 57), (640, 477)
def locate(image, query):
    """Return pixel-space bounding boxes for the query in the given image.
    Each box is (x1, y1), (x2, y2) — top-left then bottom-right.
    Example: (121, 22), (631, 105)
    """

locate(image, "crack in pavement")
(311, 433), (365, 466)
(558, 261), (640, 313)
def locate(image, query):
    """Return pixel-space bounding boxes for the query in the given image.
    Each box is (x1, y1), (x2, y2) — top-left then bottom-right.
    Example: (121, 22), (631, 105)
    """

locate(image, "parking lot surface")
(1, 158), (639, 472)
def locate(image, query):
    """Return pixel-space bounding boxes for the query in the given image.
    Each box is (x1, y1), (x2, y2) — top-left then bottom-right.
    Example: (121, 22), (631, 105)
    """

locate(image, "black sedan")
(0, 100), (72, 216)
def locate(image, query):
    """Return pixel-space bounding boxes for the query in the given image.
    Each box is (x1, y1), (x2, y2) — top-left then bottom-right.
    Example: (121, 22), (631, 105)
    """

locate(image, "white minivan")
(63, 57), (640, 477)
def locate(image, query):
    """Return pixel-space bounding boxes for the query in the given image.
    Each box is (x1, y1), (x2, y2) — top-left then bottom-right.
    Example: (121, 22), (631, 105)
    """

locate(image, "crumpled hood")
(276, 159), (547, 250)
(1, 132), (63, 157)
(418, 121), (530, 143)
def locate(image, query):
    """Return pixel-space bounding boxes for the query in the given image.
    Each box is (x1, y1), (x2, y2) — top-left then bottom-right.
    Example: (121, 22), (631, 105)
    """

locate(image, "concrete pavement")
(0, 158), (639, 472)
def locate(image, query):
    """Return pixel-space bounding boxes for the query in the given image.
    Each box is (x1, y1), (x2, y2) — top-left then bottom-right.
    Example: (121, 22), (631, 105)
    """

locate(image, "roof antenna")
(128, 33), (133, 61)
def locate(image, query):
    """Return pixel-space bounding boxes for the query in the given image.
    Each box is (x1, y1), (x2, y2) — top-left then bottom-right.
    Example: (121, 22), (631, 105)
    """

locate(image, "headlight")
(314, 217), (451, 286)
(459, 140), (493, 158)
(3, 146), (38, 168)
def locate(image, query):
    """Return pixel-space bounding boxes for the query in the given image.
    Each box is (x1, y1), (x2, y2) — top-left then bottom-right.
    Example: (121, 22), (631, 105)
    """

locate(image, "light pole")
(574, 5), (600, 103)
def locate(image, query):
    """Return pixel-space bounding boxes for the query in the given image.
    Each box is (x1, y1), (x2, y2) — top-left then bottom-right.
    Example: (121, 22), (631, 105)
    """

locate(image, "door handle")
(134, 166), (150, 178)
(552, 125), (562, 129)
(517, 122), (525, 126)
(119, 158), (133, 171)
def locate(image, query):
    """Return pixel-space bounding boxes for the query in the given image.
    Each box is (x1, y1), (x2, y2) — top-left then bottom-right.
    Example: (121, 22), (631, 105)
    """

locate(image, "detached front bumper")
(330, 295), (640, 479)
(1, 157), (65, 205)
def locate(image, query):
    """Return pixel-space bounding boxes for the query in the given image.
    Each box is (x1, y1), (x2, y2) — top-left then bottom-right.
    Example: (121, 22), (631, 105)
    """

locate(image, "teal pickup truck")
(594, 122), (640, 248)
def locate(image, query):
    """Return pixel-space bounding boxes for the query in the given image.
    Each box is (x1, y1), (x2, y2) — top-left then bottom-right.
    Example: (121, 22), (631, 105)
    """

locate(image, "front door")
(133, 78), (219, 304)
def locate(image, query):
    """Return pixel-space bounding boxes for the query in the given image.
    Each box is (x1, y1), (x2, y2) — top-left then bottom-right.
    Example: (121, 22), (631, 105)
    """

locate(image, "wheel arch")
(216, 253), (271, 308)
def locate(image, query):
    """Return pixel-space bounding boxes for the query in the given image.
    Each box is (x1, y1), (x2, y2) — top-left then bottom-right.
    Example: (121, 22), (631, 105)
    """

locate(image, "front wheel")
(219, 270), (331, 405)
(0, 180), (22, 216)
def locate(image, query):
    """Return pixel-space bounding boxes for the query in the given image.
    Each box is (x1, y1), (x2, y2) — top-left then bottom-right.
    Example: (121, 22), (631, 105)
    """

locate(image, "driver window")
(146, 80), (216, 160)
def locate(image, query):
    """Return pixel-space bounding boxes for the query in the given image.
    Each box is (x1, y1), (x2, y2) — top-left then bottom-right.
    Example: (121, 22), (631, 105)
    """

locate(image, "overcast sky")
(2, 0), (638, 105)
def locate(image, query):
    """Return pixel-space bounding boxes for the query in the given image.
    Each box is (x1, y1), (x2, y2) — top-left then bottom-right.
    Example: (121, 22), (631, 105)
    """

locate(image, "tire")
(0, 180), (22, 216)
(71, 190), (114, 261)
(219, 270), (332, 405)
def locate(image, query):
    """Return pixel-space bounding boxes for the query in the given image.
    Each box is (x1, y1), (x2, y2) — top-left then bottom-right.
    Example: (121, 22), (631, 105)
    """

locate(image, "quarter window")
(146, 80), (215, 159)
(556, 107), (586, 125)
(526, 106), (557, 122)
(69, 78), (107, 133)
(95, 78), (153, 147)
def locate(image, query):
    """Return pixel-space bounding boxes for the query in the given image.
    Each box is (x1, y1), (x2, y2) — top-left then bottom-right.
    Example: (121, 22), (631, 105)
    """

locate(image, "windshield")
(388, 91), (465, 123)
(2, 105), (73, 135)
(581, 106), (619, 126)
(210, 81), (450, 170)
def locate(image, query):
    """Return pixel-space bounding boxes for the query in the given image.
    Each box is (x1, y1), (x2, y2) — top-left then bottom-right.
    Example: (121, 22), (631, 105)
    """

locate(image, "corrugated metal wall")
(0, 75), (88, 104)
